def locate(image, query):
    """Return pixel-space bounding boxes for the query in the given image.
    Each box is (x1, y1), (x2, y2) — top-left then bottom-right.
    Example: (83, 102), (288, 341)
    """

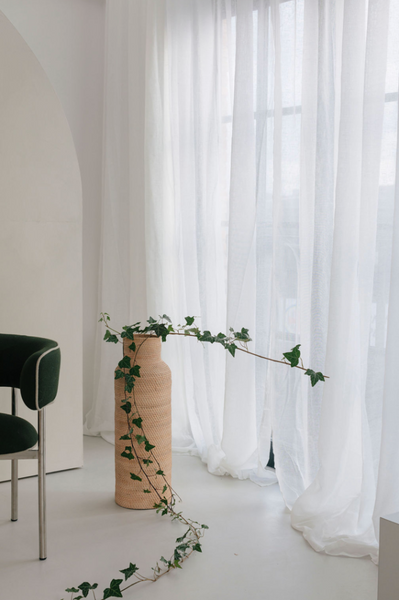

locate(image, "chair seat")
(0, 413), (38, 454)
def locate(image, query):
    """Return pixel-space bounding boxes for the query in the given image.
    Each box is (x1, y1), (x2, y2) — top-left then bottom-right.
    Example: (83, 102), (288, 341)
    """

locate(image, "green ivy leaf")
(184, 327), (200, 337)
(201, 524), (209, 529)
(185, 316), (195, 326)
(130, 365), (141, 377)
(156, 470), (165, 476)
(106, 334), (119, 344)
(125, 374), (135, 388)
(282, 344), (301, 368)
(199, 330), (215, 343)
(103, 579), (123, 599)
(193, 543), (202, 552)
(120, 402), (131, 414)
(114, 370), (124, 380)
(173, 560), (182, 569)
(121, 447), (134, 460)
(226, 343), (237, 357)
(118, 355), (131, 369)
(130, 473), (142, 482)
(149, 323), (170, 341)
(162, 485), (167, 494)
(135, 434), (146, 445)
(176, 530), (189, 543)
(162, 314), (172, 323)
(132, 417), (143, 429)
(143, 458), (153, 466)
(65, 589), (79, 594)
(125, 380), (134, 393)
(304, 369), (325, 387)
(215, 332), (227, 344)
(119, 434), (130, 440)
(121, 327), (135, 340)
(145, 441), (155, 452)
(77, 583), (98, 598)
(174, 549), (182, 562)
(234, 328), (251, 341)
(143, 489), (151, 494)
(147, 317), (157, 324)
(129, 342), (136, 352)
(119, 563), (139, 581)
(121, 451), (134, 460)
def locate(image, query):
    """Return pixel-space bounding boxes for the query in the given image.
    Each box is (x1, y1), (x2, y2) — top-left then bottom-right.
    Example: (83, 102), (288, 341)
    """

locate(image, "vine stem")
(127, 336), (181, 501)
(166, 331), (330, 378)
(100, 312), (329, 379)
(85, 313), (328, 600)
(115, 335), (202, 598)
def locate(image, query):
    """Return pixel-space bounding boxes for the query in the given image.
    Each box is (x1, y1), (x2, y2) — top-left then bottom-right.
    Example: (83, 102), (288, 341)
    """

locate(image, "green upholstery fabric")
(0, 334), (60, 410)
(0, 413), (38, 454)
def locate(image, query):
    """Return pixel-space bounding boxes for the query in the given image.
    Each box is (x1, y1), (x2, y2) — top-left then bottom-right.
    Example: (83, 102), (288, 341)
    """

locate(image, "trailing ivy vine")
(62, 314), (327, 600)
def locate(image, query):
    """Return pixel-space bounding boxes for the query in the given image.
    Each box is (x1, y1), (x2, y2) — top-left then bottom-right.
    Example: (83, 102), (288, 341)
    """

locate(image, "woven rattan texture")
(115, 335), (172, 509)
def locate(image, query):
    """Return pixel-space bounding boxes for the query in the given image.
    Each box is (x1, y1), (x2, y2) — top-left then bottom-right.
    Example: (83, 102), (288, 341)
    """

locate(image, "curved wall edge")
(0, 10), (83, 480)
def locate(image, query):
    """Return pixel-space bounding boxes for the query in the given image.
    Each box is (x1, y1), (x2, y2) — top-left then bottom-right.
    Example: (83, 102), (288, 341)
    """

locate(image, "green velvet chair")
(0, 334), (61, 560)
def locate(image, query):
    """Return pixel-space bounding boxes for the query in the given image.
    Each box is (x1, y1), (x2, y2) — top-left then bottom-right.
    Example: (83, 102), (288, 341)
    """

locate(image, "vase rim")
(123, 333), (161, 344)
(125, 333), (160, 338)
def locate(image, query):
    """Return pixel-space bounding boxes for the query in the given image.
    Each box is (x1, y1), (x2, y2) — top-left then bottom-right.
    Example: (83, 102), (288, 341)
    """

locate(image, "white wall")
(0, 0), (106, 416)
(0, 10), (83, 479)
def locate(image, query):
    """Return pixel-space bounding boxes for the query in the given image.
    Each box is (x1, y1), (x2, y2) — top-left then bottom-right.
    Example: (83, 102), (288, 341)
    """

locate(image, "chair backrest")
(0, 334), (61, 410)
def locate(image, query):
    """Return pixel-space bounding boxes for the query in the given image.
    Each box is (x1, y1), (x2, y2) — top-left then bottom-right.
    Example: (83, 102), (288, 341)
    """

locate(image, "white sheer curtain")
(86, 0), (399, 561)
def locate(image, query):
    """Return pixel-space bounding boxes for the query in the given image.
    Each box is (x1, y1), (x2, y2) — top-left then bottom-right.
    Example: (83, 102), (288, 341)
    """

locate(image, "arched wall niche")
(0, 10), (83, 480)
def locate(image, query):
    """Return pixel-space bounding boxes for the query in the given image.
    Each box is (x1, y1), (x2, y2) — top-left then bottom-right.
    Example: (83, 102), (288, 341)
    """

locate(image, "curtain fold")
(86, 0), (399, 560)
(291, 0), (379, 559)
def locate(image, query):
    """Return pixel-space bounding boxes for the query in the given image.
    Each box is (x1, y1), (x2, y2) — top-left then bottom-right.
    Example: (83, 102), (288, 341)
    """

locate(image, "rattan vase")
(115, 335), (172, 509)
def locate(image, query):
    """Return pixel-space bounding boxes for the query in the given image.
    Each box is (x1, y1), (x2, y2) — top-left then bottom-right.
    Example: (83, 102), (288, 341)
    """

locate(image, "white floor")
(0, 437), (378, 600)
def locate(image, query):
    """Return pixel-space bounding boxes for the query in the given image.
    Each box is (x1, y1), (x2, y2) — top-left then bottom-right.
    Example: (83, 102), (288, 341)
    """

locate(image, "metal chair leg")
(11, 388), (18, 522)
(11, 460), (18, 521)
(38, 409), (46, 560)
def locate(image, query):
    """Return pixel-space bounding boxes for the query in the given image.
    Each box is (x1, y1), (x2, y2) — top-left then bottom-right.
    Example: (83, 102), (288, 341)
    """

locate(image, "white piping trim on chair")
(35, 345), (60, 411)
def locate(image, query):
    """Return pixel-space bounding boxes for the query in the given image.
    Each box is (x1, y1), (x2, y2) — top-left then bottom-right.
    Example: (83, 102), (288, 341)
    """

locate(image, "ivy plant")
(62, 314), (327, 599)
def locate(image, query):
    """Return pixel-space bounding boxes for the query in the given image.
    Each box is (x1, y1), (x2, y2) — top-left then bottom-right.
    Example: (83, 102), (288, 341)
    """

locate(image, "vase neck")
(123, 335), (162, 361)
